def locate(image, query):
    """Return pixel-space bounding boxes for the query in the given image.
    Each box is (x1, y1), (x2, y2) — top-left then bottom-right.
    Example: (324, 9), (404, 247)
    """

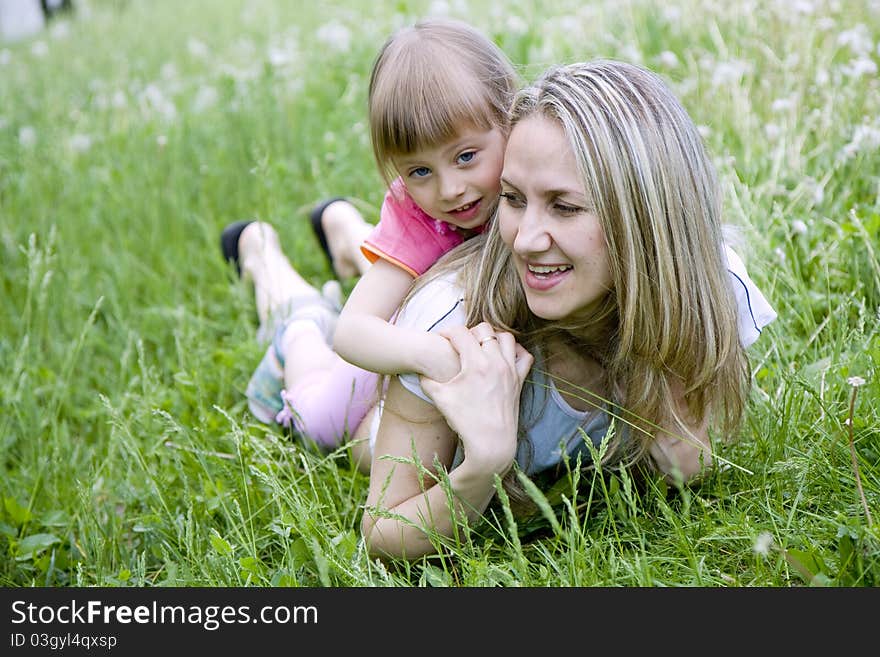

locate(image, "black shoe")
(308, 197), (347, 272)
(220, 219), (255, 276)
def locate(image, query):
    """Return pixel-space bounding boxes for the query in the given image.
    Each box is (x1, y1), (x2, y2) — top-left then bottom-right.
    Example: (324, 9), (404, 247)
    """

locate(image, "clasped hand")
(420, 323), (534, 475)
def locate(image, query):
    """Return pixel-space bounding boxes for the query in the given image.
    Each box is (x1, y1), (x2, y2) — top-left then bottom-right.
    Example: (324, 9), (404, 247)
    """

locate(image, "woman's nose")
(513, 206), (552, 254)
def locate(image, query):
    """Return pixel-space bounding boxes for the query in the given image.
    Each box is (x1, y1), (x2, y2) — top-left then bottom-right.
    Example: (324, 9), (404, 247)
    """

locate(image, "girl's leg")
(318, 200), (374, 279)
(238, 222), (379, 463)
(238, 222), (325, 333)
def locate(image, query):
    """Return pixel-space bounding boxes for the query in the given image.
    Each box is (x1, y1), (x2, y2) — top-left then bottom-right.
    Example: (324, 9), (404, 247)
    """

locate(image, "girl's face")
(498, 114), (613, 322)
(392, 125), (506, 231)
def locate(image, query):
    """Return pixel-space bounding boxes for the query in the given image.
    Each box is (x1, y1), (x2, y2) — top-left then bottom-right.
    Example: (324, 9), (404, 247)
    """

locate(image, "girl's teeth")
(528, 264), (571, 274)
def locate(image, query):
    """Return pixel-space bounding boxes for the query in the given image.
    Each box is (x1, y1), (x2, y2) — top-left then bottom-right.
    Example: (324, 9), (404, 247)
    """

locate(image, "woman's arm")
(333, 259), (459, 381)
(361, 324), (533, 560)
(649, 379), (713, 484)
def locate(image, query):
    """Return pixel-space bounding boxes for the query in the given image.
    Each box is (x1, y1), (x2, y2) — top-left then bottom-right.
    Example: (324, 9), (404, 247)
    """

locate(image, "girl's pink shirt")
(361, 178), (485, 277)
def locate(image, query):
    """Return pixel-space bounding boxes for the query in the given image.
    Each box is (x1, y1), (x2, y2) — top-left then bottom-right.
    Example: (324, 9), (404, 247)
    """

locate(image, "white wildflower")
(842, 57), (878, 79)
(697, 124), (712, 139)
(792, 219), (807, 235)
(427, 0), (450, 16)
(111, 90), (127, 109)
(156, 135), (167, 148)
(316, 21), (351, 53)
(658, 50), (679, 68)
(661, 5), (681, 21)
(764, 123), (782, 141)
(30, 40), (49, 57)
(68, 133), (92, 153)
(140, 84), (177, 122)
(847, 376), (866, 387)
(837, 24), (873, 55)
(711, 60), (749, 87)
(160, 62), (178, 81)
(18, 126), (36, 148)
(771, 97), (795, 113)
(187, 38), (209, 59)
(267, 47), (292, 68)
(841, 123), (880, 158)
(506, 15), (528, 36)
(192, 85), (218, 113)
(50, 21), (70, 39)
(774, 247), (786, 263)
(754, 531), (774, 556)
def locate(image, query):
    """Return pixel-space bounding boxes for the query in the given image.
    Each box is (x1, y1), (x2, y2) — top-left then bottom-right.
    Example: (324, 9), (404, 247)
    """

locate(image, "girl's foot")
(309, 199), (373, 279)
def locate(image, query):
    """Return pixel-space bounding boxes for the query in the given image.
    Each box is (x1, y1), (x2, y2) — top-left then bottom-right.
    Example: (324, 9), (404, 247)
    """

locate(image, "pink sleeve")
(361, 179), (464, 277)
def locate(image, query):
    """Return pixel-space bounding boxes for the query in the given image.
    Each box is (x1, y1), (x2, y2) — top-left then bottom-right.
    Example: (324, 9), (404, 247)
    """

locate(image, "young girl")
(222, 18), (518, 444)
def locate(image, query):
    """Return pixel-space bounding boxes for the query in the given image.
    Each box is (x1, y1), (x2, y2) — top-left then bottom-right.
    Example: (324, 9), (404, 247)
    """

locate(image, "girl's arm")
(362, 324), (533, 560)
(333, 259), (460, 381)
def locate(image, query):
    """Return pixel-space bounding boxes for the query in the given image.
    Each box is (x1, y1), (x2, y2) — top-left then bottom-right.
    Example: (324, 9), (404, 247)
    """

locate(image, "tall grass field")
(1, 0), (878, 587)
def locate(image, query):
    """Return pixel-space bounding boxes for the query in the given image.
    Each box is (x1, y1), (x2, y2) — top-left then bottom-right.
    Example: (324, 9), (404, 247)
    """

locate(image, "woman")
(224, 60), (776, 560)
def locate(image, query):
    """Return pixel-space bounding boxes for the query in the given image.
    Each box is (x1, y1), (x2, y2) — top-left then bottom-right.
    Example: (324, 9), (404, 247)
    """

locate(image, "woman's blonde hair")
(368, 18), (519, 184)
(421, 60), (750, 484)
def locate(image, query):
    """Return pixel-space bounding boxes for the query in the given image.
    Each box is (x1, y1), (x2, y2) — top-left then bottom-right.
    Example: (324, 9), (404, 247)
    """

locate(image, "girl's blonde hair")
(368, 18), (519, 184)
(420, 60), (749, 486)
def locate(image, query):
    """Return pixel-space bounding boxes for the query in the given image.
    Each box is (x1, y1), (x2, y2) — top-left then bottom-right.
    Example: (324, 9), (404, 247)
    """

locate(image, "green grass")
(1, 0), (878, 587)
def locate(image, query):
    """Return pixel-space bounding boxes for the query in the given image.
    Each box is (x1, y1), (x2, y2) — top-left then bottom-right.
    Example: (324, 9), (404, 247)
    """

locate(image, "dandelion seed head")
(68, 133), (92, 153)
(316, 21), (351, 53)
(837, 24), (873, 56)
(842, 57), (878, 79)
(506, 15), (528, 36)
(792, 219), (808, 235)
(19, 126), (36, 148)
(711, 60), (749, 87)
(50, 21), (70, 39)
(847, 376), (866, 387)
(192, 85), (218, 113)
(30, 40), (48, 58)
(771, 97), (795, 112)
(187, 38), (209, 59)
(658, 50), (679, 68)
(754, 532), (774, 556)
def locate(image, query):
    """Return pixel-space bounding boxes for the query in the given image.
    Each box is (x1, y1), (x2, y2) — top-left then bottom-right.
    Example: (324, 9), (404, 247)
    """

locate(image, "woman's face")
(498, 114), (613, 322)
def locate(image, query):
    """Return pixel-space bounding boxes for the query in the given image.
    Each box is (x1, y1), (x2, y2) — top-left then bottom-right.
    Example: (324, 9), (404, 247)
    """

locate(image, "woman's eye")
(555, 203), (581, 215)
(457, 151), (476, 165)
(500, 192), (525, 208)
(409, 167), (431, 178)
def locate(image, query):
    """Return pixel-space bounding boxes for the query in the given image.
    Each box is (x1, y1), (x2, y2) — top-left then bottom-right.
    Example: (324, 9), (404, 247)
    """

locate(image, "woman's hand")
(420, 322), (534, 475)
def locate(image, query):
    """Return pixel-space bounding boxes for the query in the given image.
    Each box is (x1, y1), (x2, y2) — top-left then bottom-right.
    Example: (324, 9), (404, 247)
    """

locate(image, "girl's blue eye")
(410, 167), (431, 178)
(457, 151), (476, 165)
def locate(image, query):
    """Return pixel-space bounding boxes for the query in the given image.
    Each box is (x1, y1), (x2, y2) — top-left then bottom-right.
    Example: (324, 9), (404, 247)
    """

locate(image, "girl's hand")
(420, 323), (534, 475)
(418, 332), (461, 383)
